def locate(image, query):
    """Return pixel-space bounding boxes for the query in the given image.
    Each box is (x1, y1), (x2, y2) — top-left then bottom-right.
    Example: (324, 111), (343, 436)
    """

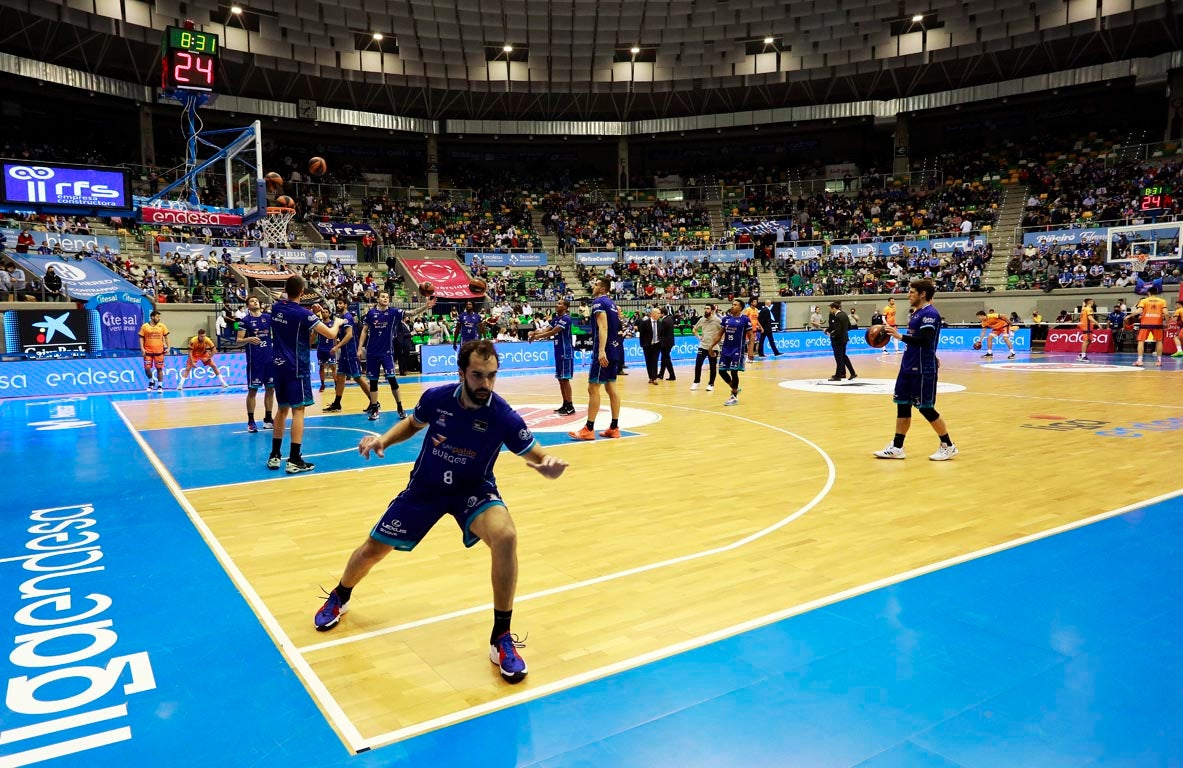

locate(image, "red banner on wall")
(140, 207), (243, 227)
(1044, 327), (1114, 353)
(402, 259), (481, 299)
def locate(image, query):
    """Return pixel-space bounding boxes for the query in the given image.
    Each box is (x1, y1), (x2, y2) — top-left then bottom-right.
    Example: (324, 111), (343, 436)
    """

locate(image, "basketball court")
(3, 346), (1180, 767)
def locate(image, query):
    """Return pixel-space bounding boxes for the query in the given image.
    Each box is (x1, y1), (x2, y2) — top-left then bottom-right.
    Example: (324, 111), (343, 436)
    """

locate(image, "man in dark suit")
(756, 300), (781, 357)
(639, 308), (663, 385)
(658, 308), (677, 381)
(827, 300), (857, 381)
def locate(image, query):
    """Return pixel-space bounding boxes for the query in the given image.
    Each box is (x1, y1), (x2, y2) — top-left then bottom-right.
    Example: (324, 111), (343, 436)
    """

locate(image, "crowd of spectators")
(1005, 241), (1180, 291)
(773, 244), (994, 297)
(540, 197), (713, 251)
(572, 256), (762, 302)
(1023, 158), (1183, 229)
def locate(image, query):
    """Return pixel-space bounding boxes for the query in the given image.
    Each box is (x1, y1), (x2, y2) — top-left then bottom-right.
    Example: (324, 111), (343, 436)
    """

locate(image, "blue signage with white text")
(6, 254), (148, 300)
(1021, 227), (1109, 247)
(465, 252), (548, 267)
(1, 228), (122, 254)
(2, 161), (130, 210)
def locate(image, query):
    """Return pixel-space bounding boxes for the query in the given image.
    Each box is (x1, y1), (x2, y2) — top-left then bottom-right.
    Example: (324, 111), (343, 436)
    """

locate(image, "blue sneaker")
(314, 588), (349, 631)
(490, 632), (528, 683)
(246, 421), (258, 434)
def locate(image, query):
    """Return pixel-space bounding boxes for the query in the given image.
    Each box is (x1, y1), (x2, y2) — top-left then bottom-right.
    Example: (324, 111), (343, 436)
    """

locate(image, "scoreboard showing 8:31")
(161, 26), (220, 93)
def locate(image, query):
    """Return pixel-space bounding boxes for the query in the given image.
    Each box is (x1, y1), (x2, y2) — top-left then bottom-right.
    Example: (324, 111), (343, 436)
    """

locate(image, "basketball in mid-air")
(308, 156), (327, 176)
(864, 324), (891, 348)
(469, 277), (487, 295)
(1123, 315), (1137, 330)
(275, 195), (295, 208)
(418, 281), (435, 297)
(973, 338), (983, 350)
(264, 171), (284, 191)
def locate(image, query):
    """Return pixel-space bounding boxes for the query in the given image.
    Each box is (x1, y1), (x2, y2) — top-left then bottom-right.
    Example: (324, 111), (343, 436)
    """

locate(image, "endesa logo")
(140, 207), (243, 227)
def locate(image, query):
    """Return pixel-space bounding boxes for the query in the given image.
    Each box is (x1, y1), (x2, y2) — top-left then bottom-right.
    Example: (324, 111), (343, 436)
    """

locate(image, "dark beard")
(464, 381), (491, 404)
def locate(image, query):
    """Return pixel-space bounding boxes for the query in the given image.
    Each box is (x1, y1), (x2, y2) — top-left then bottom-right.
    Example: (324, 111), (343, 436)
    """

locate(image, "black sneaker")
(368, 403), (381, 421)
(323, 402), (342, 412)
(263, 416), (274, 427)
(396, 408), (407, 419)
(286, 459), (316, 474)
(266, 456), (282, 470)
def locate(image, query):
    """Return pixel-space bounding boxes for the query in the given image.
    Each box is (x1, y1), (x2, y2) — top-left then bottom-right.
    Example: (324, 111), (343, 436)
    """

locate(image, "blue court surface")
(1, 392), (1181, 767)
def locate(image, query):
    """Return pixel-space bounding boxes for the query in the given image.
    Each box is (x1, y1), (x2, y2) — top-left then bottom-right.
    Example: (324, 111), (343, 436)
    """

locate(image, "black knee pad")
(896, 403), (912, 419)
(385, 374), (399, 389)
(368, 378), (379, 389)
(919, 407), (940, 423)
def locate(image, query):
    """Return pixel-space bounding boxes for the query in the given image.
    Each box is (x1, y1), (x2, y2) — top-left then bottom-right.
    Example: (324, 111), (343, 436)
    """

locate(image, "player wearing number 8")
(314, 340), (569, 684)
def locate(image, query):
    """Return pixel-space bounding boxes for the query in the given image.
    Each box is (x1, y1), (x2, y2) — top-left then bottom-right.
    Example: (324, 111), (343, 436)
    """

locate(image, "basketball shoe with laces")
(873, 445), (906, 459)
(314, 588), (349, 631)
(568, 426), (596, 440)
(489, 632), (528, 683)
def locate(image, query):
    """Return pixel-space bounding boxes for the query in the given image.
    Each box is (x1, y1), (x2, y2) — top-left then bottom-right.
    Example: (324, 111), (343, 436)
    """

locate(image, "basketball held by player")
(1132, 284), (1167, 367)
(976, 309), (1016, 359)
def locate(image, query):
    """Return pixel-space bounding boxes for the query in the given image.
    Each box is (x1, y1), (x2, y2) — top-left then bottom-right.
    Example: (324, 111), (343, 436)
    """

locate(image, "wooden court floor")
(118, 349), (1179, 752)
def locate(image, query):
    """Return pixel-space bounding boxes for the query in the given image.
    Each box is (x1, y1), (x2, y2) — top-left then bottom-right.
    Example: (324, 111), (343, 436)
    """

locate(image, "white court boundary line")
(298, 403), (838, 654)
(353, 482), (1183, 752)
(110, 402), (368, 753)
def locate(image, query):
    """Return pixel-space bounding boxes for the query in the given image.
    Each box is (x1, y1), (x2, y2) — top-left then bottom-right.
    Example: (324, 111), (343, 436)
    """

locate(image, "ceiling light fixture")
(372, 32), (383, 41)
(764, 36), (774, 44)
(503, 44), (513, 53)
(630, 46), (640, 54)
(230, 5), (243, 13)
(912, 13), (924, 22)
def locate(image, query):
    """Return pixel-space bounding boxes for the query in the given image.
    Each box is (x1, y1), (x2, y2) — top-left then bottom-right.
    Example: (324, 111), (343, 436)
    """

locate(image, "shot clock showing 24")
(161, 26), (220, 93)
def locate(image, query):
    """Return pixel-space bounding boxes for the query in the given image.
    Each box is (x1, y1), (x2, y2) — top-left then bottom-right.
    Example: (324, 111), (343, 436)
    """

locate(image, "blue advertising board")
(6, 254), (149, 301)
(157, 243), (358, 265)
(576, 252), (619, 265)
(310, 221), (375, 238)
(464, 251), (548, 267)
(1021, 227), (1109, 247)
(622, 249), (754, 264)
(2, 161), (130, 210)
(1, 228), (122, 254)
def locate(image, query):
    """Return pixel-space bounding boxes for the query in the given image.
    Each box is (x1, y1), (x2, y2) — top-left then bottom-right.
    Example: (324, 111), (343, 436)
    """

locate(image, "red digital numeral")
(173, 51), (192, 82)
(194, 54), (213, 84)
(170, 51), (213, 88)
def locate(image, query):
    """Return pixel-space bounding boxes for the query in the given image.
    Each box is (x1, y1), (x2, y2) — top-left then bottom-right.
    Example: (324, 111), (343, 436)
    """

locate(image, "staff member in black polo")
(826, 300), (857, 381)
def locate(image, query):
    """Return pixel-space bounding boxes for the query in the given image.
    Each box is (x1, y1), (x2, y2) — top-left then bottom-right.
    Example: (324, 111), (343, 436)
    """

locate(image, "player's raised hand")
(526, 454), (568, 479)
(358, 435), (385, 459)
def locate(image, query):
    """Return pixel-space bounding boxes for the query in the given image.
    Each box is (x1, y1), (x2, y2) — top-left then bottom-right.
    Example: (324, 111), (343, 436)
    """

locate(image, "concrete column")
(1167, 69), (1183, 143)
(892, 112), (909, 177)
(617, 137), (629, 191)
(426, 134), (439, 195)
(139, 105), (156, 167)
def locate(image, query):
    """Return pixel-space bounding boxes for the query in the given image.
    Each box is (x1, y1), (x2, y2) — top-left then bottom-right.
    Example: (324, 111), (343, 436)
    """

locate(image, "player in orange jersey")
(975, 309), (1016, 359)
(1077, 298), (1097, 362)
(1131, 284), (1167, 367)
(881, 297), (901, 354)
(178, 328), (228, 389)
(138, 310), (170, 391)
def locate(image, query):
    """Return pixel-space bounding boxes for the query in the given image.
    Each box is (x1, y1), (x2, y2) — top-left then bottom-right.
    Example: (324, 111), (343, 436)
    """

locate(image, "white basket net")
(261, 207), (295, 247)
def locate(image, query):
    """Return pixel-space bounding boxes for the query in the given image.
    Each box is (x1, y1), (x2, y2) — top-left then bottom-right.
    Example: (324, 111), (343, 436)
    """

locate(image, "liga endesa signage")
(140, 207), (243, 227)
(1044, 327), (1114, 353)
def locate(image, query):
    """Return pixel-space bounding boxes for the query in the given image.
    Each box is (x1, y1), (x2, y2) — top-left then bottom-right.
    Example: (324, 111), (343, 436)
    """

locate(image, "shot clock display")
(161, 26), (220, 93)
(1140, 184), (1173, 212)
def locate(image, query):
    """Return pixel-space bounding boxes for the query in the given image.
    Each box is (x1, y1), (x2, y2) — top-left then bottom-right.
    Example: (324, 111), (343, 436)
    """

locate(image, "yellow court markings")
(129, 354), (1182, 749)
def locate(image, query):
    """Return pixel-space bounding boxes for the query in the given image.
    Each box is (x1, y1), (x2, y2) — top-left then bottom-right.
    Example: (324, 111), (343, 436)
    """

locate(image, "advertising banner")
(622, 249), (754, 264)
(310, 221), (375, 238)
(232, 264), (295, 281)
(1043, 327), (1114, 353)
(15, 309), (92, 356)
(1, 228), (122, 254)
(6, 253), (148, 300)
(1021, 227), (1109, 247)
(403, 259), (481, 299)
(576, 252), (618, 265)
(732, 219), (793, 235)
(158, 243), (261, 262)
(1, 161), (130, 210)
(0, 353), (257, 397)
(260, 248), (358, 265)
(156, 243), (358, 266)
(464, 252), (548, 267)
(139, 206), (243, 227)
(829, 243), (878, 258)
(930, 236), (987, 252)
(97, 301), (145, 350)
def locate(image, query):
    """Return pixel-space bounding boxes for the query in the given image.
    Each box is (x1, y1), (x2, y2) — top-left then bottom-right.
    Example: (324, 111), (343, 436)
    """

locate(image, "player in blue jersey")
(268, 275), (343, 474)
(313, 340), (569, 684)
(873, 278), (958, 461)
(569, 277), (624, 440)
(357, 291), (436, 421)
(453, 300), (486, 349)
(323, 297), (372, 413)
(526, 299), (575, 415)
(315, 307), (337, 393)
(237, 297), (276, 433)
(717, 299), (752, 406)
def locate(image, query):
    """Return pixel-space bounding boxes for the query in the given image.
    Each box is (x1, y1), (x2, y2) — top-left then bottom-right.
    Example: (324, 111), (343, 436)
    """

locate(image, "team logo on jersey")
(466, 496), (478, 508)
(777, 378), (967, 396)
(472, 420), (488, 432)
(518, 428), (532, 442)
(431, 434), (447, 447)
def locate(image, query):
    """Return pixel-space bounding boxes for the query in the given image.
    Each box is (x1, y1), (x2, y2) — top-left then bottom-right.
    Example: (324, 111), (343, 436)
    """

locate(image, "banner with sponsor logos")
(1, 160), (130, 211)
(464, 252), (548, 267)
(6, 253), (148, 301)
(930, 235), (987, 252)
(1021, 227), (1108, 247)
(310, 220), (375, 238)
(1, 228), (122, 254)
(14, 309), (93, 356)
(158, 243), (261, 262)
(732, 219), (793, 235)
(156, 243), (358, 266)
(829, 243), (878, 258)
(260, 247), (358, 266)
(403, 259), (481, 300)
(139, 206), (243, 227)
(576, 252), (620, 265)
(622, 249), (754, 264)
(1043, 327), (1114, 353)
(97, 301), (145, 350)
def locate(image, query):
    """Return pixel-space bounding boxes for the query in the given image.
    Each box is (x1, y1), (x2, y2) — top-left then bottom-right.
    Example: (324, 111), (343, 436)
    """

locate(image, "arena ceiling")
(0, 0), (1180, 121)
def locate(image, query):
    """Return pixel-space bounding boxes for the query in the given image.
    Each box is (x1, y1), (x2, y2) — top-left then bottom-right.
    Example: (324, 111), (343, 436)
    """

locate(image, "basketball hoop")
(1134, 251), (1150, 273)
(261, 206), (296, 247)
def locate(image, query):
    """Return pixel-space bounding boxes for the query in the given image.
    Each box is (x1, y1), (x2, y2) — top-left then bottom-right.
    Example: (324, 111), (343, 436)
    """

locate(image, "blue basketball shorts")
(337, 354), (362, 378)
(366, 353), (395, 379)
(588, 357), (620, 384)
(246, 355), (274, 391)
(718, 351), (746, 372)
(274, 373), (314, 408)
(894, 371), (938, 408)
(369, 482), (505, 551)
(555, 355), (574, 380)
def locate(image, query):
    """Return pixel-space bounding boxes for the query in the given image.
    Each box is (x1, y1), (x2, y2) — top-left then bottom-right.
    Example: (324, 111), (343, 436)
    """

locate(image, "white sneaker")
(723, 396), (738, 406)
(982, 352), (993, 358)
(1007, 352), (1015, 359)
(873, 445), (906, 459)
(706, 384), (714, 392)
(690, 383), (699, 391)
(929, 444), (958, 461)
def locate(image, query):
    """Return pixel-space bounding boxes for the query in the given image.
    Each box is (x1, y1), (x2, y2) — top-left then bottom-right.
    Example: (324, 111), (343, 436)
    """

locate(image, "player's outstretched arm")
(358, 416), (425, 459)
(523, 444), (568, 479)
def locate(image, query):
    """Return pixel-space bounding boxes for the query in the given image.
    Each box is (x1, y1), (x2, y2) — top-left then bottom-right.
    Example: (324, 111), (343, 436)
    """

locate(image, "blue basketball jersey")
(362, 307), (399, 355)
(719, 314), (751, 357)
(459, 311), (483, 343)
(408, 384), (537, 491)
(270, 300), (321, 377)
(901, 303), (940, 374)
(591, 295), (624, 362)
(240, 311), (272, 365)
(336, 311), (359, 360)
(551, 313), (574, 359)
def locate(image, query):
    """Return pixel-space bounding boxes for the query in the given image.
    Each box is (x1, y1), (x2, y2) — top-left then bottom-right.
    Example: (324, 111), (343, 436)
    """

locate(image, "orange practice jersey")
(139, 322), (169, 354)
(982, 313), (1009, 331)
(1077, 307), (1095, 331)
(743, 307), (761, 333)
(188, 335), (215, 357)
(1137, 296), (1167, 328)
(883, 305), (897, 326)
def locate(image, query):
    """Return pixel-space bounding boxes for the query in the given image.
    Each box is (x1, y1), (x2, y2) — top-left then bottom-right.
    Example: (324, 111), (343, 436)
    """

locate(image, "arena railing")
(1102, 140), (1183, 165)
(289, 181), (476, 204)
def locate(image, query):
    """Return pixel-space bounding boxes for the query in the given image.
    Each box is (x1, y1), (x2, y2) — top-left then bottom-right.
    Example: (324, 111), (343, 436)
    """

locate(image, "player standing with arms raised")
(569, 277), (623, 440)
(357, 291), (435, 420)
(237, 297), (275, 432)
(873, 279), (957, 461)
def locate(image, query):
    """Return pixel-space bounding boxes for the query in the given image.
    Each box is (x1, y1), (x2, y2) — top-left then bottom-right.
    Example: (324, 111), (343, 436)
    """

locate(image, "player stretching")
(1132, 284), (1167, 367)
(1077, 297), (1096, 362)
(874, 279), (957, 461)
(138, 310), (169, 391)
(313, 340), (568, 684)
(323, 297), (372, 413)
(976, 309), (1016, 359)
(357, 291), (435, 421)
(718, 299), (752, 406)
(177, 328), (228, 389)
(527, 299), (576, 414)
(237, 297), (275, 432)
(568, 277), (624, 440)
